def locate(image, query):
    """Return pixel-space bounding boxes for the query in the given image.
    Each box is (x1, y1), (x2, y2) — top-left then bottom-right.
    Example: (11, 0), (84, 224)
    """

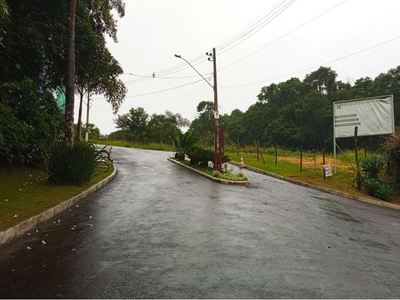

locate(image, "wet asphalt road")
(1, 147), (400, 298)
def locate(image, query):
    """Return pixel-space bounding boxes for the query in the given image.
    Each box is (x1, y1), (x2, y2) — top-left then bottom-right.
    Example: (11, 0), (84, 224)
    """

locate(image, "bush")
(363, 177), (394, 201)
(0, 79), (63, 166)
(361, 155), (386, 179)
(212, 171), (222, 178)
(363, 178), (381, 196)
(375, 183), (394, 200)
(47, 142), (111, 185)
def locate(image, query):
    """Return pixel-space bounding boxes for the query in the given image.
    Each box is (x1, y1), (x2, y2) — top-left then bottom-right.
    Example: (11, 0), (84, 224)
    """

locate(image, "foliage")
(363, 178), (382, 196)
(47, 142), (112, 185)
(360, 154), (386, 179)
(375, 183), (394, 200)
(172, 131), (199, 152)
(203, 65), (400, 153)
(382, 133), (400, 184)
(0, 80), (63, 166)
(114, 107), (149, 141)
(211, 170), (248, 181)
(363, 178), (394, 200)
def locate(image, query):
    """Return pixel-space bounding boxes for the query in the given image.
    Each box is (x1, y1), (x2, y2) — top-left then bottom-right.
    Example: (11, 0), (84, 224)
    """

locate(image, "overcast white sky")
(75, 0), (400, 134)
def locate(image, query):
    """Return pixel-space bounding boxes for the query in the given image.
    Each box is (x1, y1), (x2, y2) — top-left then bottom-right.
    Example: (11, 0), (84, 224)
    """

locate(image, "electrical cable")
(219, 0), (348, 71)
(220, 35), (400, 89)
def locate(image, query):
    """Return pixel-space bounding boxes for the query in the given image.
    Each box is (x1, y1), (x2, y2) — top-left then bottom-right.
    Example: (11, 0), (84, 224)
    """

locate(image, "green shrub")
(238, 172), (245, 178)
(375, 183), (394, 200)
(363, 177), (393, 200)
(212, 171), (222, 178)
(0, 79), (63, 166)
(47, 142), (111, 185)
(363, 178), (381, 196)
(361, 155), (386, 179)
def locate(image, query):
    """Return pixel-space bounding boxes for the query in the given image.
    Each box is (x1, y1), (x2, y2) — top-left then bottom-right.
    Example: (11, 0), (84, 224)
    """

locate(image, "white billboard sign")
(333, 96), (394, 138)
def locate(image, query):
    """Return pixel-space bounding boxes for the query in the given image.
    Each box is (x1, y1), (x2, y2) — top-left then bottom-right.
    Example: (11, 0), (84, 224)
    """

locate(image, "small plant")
(47, 142), (112, 185)
(361, 155), (386, 179)
(238, 172), (245, 178)
(212, 171), (222, 178)
(363, 178), (381, 196)
(363, 177), (394, 201)
(375, 183), (394, 200)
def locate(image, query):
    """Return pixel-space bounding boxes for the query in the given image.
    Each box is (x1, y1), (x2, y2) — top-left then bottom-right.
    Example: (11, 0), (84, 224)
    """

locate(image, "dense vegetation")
(0, 0), (126, 170)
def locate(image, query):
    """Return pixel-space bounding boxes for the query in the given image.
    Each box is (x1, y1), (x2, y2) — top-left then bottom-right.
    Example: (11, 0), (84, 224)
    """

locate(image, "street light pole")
(174, 48), (223, 172)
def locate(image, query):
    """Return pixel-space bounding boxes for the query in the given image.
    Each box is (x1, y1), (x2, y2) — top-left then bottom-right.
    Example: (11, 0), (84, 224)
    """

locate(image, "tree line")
(189, 66), (400, 152)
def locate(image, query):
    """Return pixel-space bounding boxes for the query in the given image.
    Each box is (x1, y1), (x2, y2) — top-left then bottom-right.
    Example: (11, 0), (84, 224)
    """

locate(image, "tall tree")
(114, 107), (149, 141)
(65, 0), (77, 146)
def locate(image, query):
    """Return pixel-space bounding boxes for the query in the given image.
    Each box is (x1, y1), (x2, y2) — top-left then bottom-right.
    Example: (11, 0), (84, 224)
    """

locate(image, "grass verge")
(228, 152), (400, 206)
(93, 139), (173, 152)
(0, 164), (114, 232)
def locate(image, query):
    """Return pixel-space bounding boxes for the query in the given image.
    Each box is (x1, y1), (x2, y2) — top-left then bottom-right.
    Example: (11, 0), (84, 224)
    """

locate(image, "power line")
(219, 0), (348, 72)
(220, 35), (400, 89)
(124, 79), (205, 98)
(122, 72), (213, 80)
(216, 0), (292, 51)
(123, 1), (294, 85)
(218, 0), (296, 56)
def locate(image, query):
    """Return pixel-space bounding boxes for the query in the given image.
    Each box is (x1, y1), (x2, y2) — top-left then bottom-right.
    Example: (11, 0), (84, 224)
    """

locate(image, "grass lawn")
(93, 139), (173, 152)
(0, 165), (114, 232)
(228, 151), (400, 206)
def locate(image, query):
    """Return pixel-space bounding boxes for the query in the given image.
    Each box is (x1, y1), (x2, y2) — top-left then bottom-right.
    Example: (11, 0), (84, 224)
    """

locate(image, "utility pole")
(207, 48), (222, 172)
(175, 48), (224, 172)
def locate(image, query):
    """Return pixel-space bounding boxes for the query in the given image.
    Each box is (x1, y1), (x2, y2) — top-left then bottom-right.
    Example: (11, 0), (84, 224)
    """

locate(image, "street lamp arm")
(174, 54), (214, 90)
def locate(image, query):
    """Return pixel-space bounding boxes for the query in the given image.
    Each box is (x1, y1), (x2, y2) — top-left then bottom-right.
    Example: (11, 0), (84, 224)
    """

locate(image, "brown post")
(323, 148), (326, 180)
(300, 146), (303, 172)
(256, 140), (259, 162)
(275, 143), (278, 166)
(354, 126), (362, 189)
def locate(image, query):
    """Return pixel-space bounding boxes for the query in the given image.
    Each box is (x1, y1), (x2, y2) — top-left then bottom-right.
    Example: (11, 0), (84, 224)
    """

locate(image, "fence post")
(275, 143), (278, 166)
(256, 140), (259, 162)
(323, 148), (326, 180)
(300, 146), (303, 172)
(354, 126), (362, 189)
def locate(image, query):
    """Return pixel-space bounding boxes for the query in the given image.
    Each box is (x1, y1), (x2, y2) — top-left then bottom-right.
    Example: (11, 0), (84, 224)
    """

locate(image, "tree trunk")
(65, 0), (77, 146)
(76, 89), (84, 142)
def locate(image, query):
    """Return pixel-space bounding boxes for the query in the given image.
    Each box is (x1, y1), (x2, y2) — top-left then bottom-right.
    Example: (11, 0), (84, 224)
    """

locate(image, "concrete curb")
(0, 166), (118, 246)
(168, 158), (250, 187)
(230, 161), (400, 211)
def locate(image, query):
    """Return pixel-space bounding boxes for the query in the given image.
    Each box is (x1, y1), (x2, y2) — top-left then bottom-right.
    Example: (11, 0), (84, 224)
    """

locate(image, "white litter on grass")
(76, 205), (79, 208)
(87, 223), (93, 227)
(13, 214), (18, 218)
(72, 248), (76, 251)
(36, 229), (39, 233)
(26, 246), (31, 250)
(71, 225), (76, 230)
(19, 189), (22, 191)
(89, 216), (92, 219)
(5, 199), (8, 202)
(57, 219), (61, 223)
(42, 240), (46, 245)
(27, 233), (31, 236)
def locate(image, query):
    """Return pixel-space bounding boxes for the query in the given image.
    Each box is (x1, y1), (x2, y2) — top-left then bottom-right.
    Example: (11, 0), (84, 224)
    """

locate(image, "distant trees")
(113, 108), (191, 144)
(191, 65), (400, 152)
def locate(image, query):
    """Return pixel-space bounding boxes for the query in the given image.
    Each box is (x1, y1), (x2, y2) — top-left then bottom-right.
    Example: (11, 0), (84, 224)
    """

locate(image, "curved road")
(1, 147), (400, 298)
